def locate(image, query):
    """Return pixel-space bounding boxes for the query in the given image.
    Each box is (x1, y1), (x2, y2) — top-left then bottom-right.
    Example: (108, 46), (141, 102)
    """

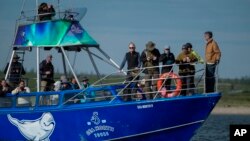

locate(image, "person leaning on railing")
(176, 45), (198, 96)
(140, 41), (161, 99)
(204, 31), (221, 93)
(186, 43), (204, 94)
(120, 42), (141, 101)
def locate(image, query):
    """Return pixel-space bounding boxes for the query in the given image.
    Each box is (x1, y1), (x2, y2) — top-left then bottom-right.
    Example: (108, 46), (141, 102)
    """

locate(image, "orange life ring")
(157, 72), (182, 98)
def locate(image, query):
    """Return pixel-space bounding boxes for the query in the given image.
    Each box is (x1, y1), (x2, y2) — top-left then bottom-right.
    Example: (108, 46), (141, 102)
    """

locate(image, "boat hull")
(0, 93), (221, 141)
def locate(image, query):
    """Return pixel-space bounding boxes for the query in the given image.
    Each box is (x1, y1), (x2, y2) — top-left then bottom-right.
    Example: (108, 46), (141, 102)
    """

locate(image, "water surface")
(191, 114), (250, 141)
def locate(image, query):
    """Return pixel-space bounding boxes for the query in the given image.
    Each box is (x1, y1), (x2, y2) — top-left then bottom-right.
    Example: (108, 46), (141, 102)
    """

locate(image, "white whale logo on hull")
(7, 112), (55, 141)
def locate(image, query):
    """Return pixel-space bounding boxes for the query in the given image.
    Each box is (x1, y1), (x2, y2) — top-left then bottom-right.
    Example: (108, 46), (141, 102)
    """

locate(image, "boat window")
(92, 90), (113, 101)
(64, 92), (86, 105)
(39, 94), (59, 106)
(16, 96), (36, 107)
(0, 97), (12, 108)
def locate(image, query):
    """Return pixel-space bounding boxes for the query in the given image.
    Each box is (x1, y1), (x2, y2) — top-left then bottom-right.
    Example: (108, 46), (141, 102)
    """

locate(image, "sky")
(0, 0), (250, 78)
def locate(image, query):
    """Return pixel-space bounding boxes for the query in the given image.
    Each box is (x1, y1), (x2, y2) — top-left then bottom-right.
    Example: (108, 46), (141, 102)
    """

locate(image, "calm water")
(191, 114), (250, 141)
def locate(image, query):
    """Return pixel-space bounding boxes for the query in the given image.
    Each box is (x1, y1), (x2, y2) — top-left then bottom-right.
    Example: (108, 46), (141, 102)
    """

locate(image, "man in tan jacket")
(204, 31), (221, 93)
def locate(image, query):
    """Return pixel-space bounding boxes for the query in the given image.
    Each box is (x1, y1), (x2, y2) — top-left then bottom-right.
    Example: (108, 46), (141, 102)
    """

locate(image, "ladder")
(5, 47), (31, 87)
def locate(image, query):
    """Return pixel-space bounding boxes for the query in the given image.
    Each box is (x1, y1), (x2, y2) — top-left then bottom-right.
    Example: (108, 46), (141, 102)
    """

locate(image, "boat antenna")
(57, 0), (61, 19)
(20, 0), (26, 19)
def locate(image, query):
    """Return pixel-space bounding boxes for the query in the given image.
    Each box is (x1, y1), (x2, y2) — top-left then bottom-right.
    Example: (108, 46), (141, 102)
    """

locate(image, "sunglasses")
(129, 47), (135, 49)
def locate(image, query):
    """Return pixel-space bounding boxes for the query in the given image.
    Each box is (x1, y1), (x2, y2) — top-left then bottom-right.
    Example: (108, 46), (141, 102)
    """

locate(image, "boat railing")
(17, 7), (87, 24)
(64, 63), (219, 104)
(0, 63), (219, 109)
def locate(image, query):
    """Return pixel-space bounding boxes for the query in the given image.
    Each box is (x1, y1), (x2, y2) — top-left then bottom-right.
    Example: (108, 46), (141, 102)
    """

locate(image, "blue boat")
(0, 1), (221, 141)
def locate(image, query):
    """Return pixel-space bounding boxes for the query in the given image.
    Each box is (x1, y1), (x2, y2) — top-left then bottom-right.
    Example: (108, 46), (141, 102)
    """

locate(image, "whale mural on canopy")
(7, 112), (55, 141)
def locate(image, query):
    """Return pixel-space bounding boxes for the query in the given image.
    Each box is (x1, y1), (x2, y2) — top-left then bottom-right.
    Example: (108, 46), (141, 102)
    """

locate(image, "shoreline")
(212, 106), (250, 115)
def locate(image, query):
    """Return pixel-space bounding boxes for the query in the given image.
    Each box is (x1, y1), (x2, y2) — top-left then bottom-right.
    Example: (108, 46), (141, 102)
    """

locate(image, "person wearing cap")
(82, 77), (90, 89)
(159, 45), (175, 90)
(185, 42), (203, 94)
(39, 55), (54, 91)
(140, 41), (161, 99)
(176, 44), (198, 96)
(204, 31), (221, 93)
(53, 75), (67, 91)
(120, 42), (141, 101)
(4, 54), (26, 87)
(186, 43), (204, 64)
(60, 79), (73, 91)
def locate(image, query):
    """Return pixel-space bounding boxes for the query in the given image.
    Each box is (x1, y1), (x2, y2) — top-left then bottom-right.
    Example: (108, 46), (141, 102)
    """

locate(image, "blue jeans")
(205, 64), (217, 93)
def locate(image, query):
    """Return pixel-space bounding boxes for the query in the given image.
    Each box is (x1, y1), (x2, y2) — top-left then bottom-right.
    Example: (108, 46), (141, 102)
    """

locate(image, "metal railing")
(17, 7), (87, 24)
(62, 63), (219, 104)
(0, 63), (219, 108)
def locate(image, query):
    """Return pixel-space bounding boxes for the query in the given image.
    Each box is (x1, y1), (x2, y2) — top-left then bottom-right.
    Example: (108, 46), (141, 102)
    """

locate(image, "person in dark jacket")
(40, 55), (54, 91)
(176, 45), (198, 96)
(4, 54), (26, 87)
(0, 79), (12, 107)
(71, 77), (80, 89)
(0, 79), (11, 97)
(159, 46), (175, 90)
(120, 42), (141, 101)
(140, 41), (161, 99)
(38, 3), (56, 21)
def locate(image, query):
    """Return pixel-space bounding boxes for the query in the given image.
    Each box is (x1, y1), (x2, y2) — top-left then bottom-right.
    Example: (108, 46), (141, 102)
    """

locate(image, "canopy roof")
(14, 20), (99, 47)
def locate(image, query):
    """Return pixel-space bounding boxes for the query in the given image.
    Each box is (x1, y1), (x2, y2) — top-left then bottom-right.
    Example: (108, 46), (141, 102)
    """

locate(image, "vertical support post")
(204, 48), (207, 94)
(36, 0), (39, 21)
(5, 50), (16, 80)
(86, 48), (101, 79)
(61, 52), (68, 79)
(215, 64), (219, 92)
(60, 46), (82, 89)
(37, 47), (40, 92)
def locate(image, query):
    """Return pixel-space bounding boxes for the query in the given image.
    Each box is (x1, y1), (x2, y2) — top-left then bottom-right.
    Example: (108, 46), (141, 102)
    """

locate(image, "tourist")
(11, 80), (31, 106)
(38, 3), (55, 21)
(186, 43), (204, 64)
(140, 41), (161, 99)
(176, 45), (197, 96)
(120, 42), (141, 101)
(159, 45), (175, 90)
(82, 77), (90, 89)
(40, 54), (54, 91)
(135, 79), (147, 101)
(54, 75), (67, 91)
(0, 79), (11, 97)
(11, 80), (30, 94)
(204, 31), (221, 93)
(186, 43), (203, 93)
(60, 79), (73, 91)
(71, 77), (80, 89)
(4, 54), (26, 87)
